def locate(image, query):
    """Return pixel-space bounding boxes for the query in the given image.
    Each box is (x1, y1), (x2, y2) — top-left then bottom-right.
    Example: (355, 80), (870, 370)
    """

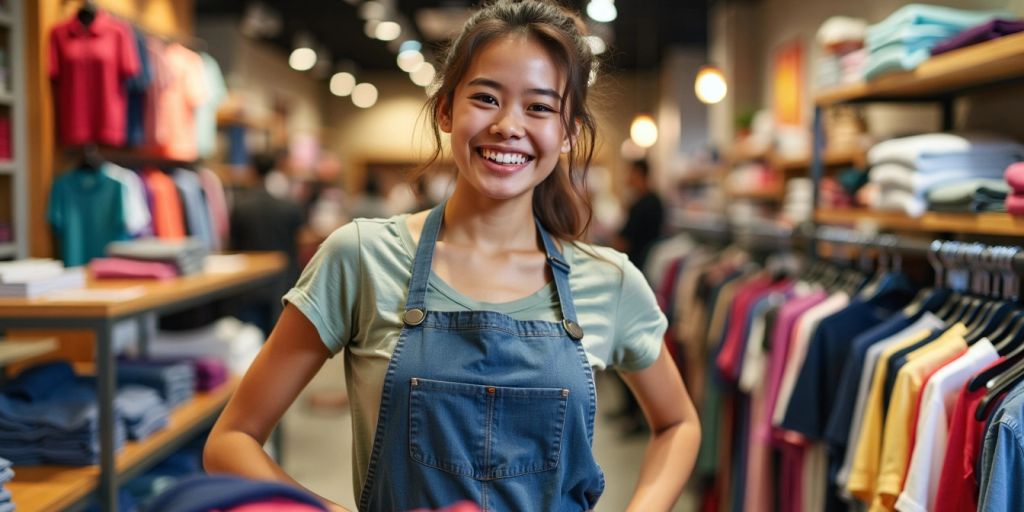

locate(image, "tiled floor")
(281, 356), (695, 511)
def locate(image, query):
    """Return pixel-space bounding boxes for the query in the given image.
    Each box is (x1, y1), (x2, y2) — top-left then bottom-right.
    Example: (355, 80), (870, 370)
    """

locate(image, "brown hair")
(417, 0), (598, 241)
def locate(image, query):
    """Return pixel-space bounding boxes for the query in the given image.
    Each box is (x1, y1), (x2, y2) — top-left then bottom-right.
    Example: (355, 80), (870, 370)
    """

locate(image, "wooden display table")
(0, 252), (285, 512)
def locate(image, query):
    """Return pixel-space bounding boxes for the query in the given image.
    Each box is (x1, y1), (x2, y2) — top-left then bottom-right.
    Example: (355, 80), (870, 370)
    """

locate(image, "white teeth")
(481, 149), (528, 165)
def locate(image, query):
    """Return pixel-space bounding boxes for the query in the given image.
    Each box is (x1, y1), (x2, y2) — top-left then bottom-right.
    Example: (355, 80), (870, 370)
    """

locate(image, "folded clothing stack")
(866, 132), (1024, 216)
(1005, 163), (1024, 215)
(782, 178), (813, 224)
(118, 360), (196, 408)
(0, 457), (13, 512)
(0, 362), (127, 466)
(90, 257), (179, 280)
(926, 179), (1008, 213)
(105, 237), (208, 276)
(149, 317), (264, 375)
(115, 386), (170, 441)
(816, 16), (868, 88)
(863, 4), (1011, 80)
(931, 18), (1024, 55)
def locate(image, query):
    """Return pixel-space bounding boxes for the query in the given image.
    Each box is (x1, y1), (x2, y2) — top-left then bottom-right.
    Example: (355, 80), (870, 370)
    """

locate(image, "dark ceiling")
(195, 0), (708, 74)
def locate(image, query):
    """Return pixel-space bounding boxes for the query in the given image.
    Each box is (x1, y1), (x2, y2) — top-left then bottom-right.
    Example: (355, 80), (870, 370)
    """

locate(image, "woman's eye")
(529, 104), (556, 113)
(471, 94), (498, 105)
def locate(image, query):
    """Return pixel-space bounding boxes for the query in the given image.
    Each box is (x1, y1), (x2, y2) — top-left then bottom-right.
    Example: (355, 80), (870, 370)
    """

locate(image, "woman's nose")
(489, 110), (526, 139)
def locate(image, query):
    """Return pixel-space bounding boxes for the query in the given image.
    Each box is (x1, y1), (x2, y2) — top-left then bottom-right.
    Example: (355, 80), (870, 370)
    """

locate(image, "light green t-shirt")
(283, 214), (666, 497)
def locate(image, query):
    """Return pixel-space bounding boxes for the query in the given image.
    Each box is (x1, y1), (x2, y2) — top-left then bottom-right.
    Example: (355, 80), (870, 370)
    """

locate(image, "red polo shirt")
(49, 11), (140, 147)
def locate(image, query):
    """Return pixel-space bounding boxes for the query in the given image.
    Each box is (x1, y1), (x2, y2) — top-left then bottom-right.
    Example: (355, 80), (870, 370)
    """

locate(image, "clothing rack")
(69, 145), (198, 171)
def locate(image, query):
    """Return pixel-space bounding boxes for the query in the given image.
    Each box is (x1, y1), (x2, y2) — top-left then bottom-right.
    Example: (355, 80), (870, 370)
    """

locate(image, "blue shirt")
(979, 380), (1024, 511)
(47, 168), (127, 266)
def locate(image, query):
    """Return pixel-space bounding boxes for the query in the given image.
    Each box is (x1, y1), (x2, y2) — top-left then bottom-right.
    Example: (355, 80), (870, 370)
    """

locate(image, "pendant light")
(695, 65), (727, 104)
(628, 3), (657, 150)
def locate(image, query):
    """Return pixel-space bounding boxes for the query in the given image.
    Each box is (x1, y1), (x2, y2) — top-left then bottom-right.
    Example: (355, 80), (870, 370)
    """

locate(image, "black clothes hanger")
(967, 246), (1024, 391)
(78, 144), (104, 171)
(976, 356), (1024, 421)
(77, 0), (98, 26)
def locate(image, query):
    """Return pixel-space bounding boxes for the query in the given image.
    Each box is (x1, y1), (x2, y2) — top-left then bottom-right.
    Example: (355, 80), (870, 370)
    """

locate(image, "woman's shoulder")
(319, 214), (413, 259)
(565, 240), (635, 284)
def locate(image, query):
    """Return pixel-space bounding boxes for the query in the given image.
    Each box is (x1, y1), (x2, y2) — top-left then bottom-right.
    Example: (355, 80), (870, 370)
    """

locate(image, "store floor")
(281, 356), (697, 511)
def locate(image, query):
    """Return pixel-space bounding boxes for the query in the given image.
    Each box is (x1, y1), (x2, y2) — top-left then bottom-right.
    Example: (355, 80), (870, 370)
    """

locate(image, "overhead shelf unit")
(811, 31), (1024, 240)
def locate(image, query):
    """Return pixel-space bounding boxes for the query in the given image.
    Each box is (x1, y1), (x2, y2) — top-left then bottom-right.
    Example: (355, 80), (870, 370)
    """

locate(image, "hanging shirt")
(934, 357), (1008, 512)
(125, 27), (151, 147)
(198, 168), (229, 251)
(49, 11), (140, 146)
(47, 168), (127, 266)
(837, 313), (945, 500)
(171, 169), (216, 251)
(896, 339), (998, 512)
(155, 43), (207, 161)
(142, 168), (187, 239)
(102, 162), (151, 237)
(978, 380), (1024, 512)
(845, 323), (956, 502)
(196, 53), (227, 159)
(874, 328), (969, 510)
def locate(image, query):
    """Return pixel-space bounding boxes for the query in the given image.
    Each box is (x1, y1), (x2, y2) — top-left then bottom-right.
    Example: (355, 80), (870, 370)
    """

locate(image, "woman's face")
(440, 34), (572, 203)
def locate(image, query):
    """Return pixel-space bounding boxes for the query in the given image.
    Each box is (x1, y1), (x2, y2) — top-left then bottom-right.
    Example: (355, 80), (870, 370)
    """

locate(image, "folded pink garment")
(1004, 162), (1024, 192)
(1006, 192), (1024, 215)
(222, 498), (326, 512)
(90, 257), (180, 280)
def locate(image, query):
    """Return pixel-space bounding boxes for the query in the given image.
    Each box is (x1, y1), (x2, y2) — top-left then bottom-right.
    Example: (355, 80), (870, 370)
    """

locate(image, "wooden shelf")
(0, 337), (56, 366)
(728, 185), (785, 201)
(816, 31), (1024, 105)
(7, 377), (238, 511)
(772, 148), (866, 172)
(815, 208), (1024, 237)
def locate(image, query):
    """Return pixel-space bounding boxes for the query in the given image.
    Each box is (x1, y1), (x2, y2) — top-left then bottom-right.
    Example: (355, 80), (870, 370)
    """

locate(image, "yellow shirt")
(871, 326), (968, 511)
(845, 324), (964, 502)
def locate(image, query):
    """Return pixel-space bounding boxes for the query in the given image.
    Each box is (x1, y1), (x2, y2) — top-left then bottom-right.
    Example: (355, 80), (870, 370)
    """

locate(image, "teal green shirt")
(284, 214), (666, 496)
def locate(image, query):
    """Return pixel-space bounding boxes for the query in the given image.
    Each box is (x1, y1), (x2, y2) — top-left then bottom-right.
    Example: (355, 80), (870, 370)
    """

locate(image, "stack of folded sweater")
(149, 317), (264, 375)
(782, 178), (813, 224)
(816, 16), (868, 88)
(932, 18), (1024, 55)
(97, 238), (208, 279)
(0, 362), (127, 466)
(0, 457), (12, 512)
(118, 360), (196, 408)
(1005, 163), (1024, 215)
(115, 386), (170, 441)
(926, 179), (1008, 213)
(865, 132), (1024, 216)
(863, 4), (1011, 80)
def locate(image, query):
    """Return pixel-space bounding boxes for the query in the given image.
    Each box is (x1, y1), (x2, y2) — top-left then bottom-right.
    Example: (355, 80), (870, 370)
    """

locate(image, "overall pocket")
(408, 377), (569, 480)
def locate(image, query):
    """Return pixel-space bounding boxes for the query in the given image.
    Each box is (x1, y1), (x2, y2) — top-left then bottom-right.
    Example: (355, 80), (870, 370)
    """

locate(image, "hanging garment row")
(646, 233), (1024, 512)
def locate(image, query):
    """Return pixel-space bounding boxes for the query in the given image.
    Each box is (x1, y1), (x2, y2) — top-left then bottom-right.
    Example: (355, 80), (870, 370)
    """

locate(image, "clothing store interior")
(6, 0), (1024, 510)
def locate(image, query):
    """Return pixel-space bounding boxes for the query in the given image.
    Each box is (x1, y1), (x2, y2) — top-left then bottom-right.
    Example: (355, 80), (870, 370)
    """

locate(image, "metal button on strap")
(403, 308), (426, 326)
(411, 378), (419, 386)
(487, 387), (496, 395)
(561, 389), (570, 397)
(562, 319), (584, 340)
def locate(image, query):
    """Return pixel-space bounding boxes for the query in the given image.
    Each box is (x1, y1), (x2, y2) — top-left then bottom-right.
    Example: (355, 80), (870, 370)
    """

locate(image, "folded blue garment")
(4, 360), (77, 403)
(864, 43), (935, 79)
(867, 4), (1012, 47)
(916, 149), (1024, 173)
(0, 467), (12, 484)
(0, 501), (12, 512)
(0, 457), (9, 471)
(147, 474), (328, 512)
(868, 23), (959, 52)
(129, 413), (170, 441)
(0, 487), (11, 502)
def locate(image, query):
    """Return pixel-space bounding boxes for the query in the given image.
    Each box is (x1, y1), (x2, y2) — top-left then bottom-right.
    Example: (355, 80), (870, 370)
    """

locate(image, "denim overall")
(358, 202), (605, 511)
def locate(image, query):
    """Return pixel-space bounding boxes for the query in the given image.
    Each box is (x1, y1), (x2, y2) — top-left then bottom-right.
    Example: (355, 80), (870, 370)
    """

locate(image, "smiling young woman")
(203, 2), (700, 511)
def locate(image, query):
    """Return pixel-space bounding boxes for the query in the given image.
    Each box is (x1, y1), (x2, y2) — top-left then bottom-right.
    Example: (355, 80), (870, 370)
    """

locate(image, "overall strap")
(404, 201), (445, 313)
(535, 217), (584, 339)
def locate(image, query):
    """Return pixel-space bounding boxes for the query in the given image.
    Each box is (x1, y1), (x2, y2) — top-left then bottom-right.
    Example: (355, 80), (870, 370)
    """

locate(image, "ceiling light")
(586, 0), (617, 23)
(695, 65), (728, 104)
(411, 62), (435, 87)
(359, 1), (386, 21)
(629, 114), (658, 148)
(352, 83), (379, 108)
(330, 72), (356, 96)
(375, 21), (401, 41)
(398, 50), (425, 72)
(289, 47), (317, 71)
(586, 35), (607, 55)
(364, 19), (380, 39)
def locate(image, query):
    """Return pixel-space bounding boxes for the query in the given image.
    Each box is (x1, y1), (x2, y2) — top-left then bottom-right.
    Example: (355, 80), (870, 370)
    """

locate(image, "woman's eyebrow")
(467, 77), (562, 101)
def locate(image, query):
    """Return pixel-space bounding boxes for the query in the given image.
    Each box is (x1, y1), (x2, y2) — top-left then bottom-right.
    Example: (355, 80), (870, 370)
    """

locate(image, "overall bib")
(358, 202), (605, 511)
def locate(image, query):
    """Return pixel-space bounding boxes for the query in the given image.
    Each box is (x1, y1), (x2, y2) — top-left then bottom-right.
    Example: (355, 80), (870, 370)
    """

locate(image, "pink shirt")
(49, 11), (140, 146)
(154, 43), (207, 161)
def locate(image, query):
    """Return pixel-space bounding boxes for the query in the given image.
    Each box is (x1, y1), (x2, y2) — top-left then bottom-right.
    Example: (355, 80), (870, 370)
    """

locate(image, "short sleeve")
(116, 20), (140, 79)
(185, 50), (208, 107)
(611, 255), (666, 372)
(979, 418), (1024, 512)
(283, 223), (362, 355)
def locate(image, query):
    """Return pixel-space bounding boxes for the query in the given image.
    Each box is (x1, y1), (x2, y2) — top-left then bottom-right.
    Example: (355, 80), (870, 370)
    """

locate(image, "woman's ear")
(438, 95), (453, 133)
(561, 119), (580, 153)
